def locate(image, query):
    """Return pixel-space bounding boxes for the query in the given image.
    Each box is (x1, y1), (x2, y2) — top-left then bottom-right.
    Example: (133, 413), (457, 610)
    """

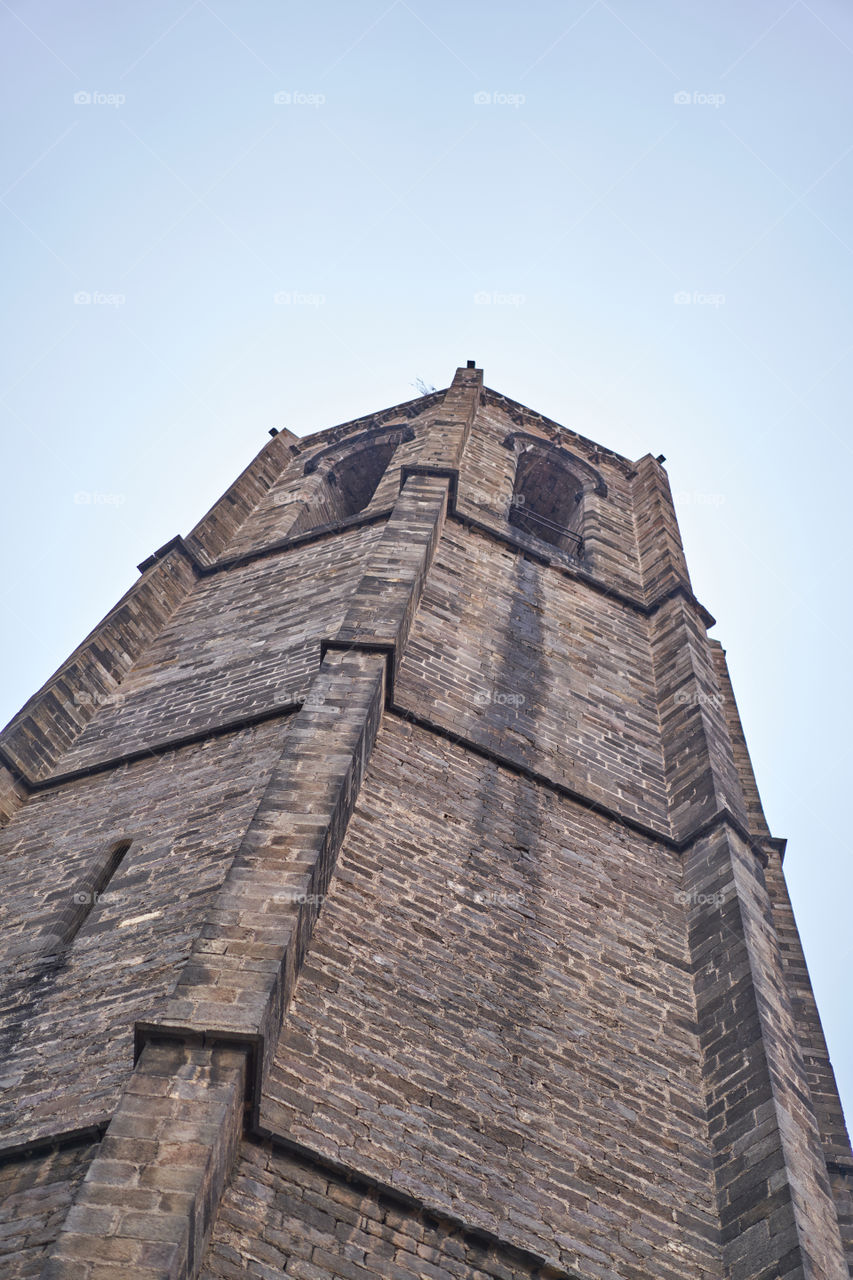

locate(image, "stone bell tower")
(0, 365), (850, 1280)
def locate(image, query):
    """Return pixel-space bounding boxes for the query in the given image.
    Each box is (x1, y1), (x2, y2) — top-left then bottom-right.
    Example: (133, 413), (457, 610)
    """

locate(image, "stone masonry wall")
(1, 368), (848, 1280)
(200, 1138), (566, 1280)
(222, 407), (438, 561)
(0, 722), (285, 1148)
(395, 523), (670, 833)
(466, 395), (645, 596)
(260, 717), (722, 1280)
(0, 1140), (100, 1279)
(55, 525), (384, 774)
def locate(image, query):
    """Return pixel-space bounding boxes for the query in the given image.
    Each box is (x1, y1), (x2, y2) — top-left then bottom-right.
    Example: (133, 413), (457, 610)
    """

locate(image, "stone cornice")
(135, 507), (717, 629)
(0, 701), (301, 792)
(482, 386), (636, 477)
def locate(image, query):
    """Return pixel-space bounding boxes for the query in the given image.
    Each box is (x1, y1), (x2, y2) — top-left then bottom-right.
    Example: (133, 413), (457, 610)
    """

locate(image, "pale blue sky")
(2, 1), (852, 1123)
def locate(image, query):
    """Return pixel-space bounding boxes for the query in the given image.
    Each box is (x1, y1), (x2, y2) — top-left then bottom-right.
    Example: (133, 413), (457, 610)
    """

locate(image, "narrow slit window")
(65, 839), (133, 947)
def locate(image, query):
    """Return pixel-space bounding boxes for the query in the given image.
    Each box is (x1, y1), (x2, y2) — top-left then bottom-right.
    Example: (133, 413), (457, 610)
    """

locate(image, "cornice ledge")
(136, 534), (207, 576)
(0, 1119), (111, 1167)
(448, 510), (716, 626)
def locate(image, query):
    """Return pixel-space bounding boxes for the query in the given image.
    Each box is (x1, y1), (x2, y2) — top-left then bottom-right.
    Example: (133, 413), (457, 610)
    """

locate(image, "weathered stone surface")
(394, 521), (670, 833)
(0, 427), (295, 805)
(141, 648), (386, 1075)
(0, 1140), (99, 1278)
(683, 826), (848, 1278)
(199, 1138), (575, 1280)
(57, 524), (385, 773)
(43, 1043), (246, 1280)
(0, 366), (847, 1280)
(0, 723), (286, 1149)
(262, 717), (721, 1279)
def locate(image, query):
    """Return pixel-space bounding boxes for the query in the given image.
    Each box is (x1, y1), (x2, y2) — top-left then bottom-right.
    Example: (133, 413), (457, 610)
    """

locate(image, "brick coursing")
(199, 1137), (574, 1280)
(43, 1043), (247, 1279)
(0, 723), (285, 1150)
(0, 366), (847, 1279)
(1, 429), (297, 806)
(394, 523), (670, 833)
(0, 1141), (99, 1278)
(262, 716), (722, 1279)
(56, 525), (385, 775)
(683, 827), (848, 1278)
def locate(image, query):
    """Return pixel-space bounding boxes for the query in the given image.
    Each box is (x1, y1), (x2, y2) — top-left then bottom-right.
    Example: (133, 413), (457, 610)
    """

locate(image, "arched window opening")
(298, 427), (413, 533)
(325, 439), (399, 520)
(509, 450), (586, 555)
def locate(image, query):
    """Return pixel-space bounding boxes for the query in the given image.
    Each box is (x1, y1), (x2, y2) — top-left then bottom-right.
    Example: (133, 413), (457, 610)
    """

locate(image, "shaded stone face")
(0, 367), (850, 1280)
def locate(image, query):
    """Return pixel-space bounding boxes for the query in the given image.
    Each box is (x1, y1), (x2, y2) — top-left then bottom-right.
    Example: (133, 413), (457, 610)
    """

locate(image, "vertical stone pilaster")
(632, 452), (691, 602)
(400, 363), (481, 507)
(637, 451), (746, 839)
(40, 457), (455, 1279)
(139, 468), (452, 1088)
(684, 828), (848, 1279)
(136, 646), (387, 1087)
(184, 428), (297, 564)
(704, 632), (852, 1269)
(327, 474), (449, 695)
(636, 460), (847, 1274)
(763, 848), (853, 1273)
(708, 640), (770, 838)
(42, 1043), (247, 1280)
(711, 635), (853, 1265)
(651, 593), (747, 840)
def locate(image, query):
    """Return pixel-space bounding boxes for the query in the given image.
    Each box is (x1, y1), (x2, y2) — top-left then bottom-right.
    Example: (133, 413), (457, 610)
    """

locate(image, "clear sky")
(2, 1), (851, 1126)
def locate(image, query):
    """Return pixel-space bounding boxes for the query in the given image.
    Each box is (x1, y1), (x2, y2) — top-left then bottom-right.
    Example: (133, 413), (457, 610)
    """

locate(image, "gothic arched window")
(322, 439), (400, 521)
(504, 433), (607, 560)
(300, 425), (414, 529)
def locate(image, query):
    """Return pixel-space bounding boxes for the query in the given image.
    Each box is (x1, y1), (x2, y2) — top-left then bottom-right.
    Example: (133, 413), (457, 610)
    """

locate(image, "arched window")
(509, 450), (585, 551)
(299, 426), (414, 530)
(321, 439), (400, 521)
(504, 434), (606, 559)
